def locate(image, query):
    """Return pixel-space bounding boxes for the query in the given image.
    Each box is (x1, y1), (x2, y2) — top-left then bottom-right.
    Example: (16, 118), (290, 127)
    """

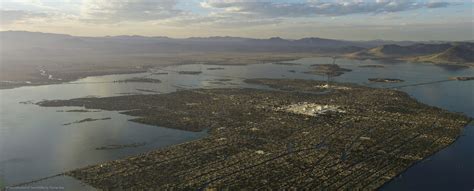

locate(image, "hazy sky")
(1, 0), (473, 40)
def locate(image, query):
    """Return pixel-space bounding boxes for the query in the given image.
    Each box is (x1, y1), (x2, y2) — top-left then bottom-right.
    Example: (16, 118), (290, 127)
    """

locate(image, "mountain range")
(347, 42), (474, 65)
(2, 31), (471, 65)
(0, 31), (418, 55)
(0, 31), (472, 88)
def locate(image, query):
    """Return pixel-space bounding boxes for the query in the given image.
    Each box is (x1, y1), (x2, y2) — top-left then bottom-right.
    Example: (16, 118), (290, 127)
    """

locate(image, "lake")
(1, 57), (472, 190)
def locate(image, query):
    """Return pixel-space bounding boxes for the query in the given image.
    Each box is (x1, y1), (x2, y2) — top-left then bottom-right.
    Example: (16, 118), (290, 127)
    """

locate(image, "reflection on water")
(0, 57), (473, 189)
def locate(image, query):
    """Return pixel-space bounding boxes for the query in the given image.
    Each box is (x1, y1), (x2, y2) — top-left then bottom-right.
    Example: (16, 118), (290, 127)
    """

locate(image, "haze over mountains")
(0, 31), (406, 55)
(2, 31), (471, 58)
(1, 31), (472, 88)
(348, 42), (474, 64)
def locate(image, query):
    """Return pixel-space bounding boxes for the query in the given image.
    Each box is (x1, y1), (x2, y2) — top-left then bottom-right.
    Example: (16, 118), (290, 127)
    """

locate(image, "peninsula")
(37, 79), (470, 190)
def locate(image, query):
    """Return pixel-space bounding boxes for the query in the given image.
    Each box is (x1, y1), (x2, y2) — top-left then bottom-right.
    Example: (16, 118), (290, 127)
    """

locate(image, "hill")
(346, 42), (473, 66)
(412, 44), (474, 64)
(1, 31), (369, 54)
(349, 43), (453, 58)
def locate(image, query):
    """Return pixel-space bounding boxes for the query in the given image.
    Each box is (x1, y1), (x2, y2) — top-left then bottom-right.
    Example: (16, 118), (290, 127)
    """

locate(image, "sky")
(0, 0), (473, 41)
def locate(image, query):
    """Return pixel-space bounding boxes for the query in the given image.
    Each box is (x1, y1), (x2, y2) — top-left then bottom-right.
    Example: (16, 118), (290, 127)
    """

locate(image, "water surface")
(1, 57), (472, 189)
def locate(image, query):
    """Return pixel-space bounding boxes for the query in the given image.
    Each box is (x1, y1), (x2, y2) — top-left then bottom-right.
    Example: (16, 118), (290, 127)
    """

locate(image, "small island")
(136, 88), (159, 93)
(57, 109), (100, 112)
(449, 76), (474, 81)
(359, 65), (385, 68)
(114, 77), (161, 83)
(151, 72), (169, 75)
(95, 142), (147, 150)
(305, 64), (352, 76)
(369, 78), (405, 83)
(62, 117), (111, 126)
(178, 71), (203, 75)
(207, 67), (225, 70)
(272, 62), (301, 66)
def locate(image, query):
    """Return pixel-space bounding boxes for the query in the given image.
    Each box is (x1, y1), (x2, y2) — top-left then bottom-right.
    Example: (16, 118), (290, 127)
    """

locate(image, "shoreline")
(34, 80), (470, 190)
(0, 69), (148, 90)
(377, 120), (473, 190)
(2, 54), (472, 91)
(343, 55), (474, 68)
(0, 54), (308, 90)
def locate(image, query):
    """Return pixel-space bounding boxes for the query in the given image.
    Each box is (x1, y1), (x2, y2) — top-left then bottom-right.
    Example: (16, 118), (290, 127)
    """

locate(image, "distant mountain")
(356, 40), (419, 47)
(346, 42), (474, 66)
(412, 44), (474, 64)
(1, 31), (472, 87)
(2, 31), (471, 64)
(0, 31), (376, 57)
(0, 31), (425, 54)
(367, 43), (453, 57)
(293, 37), (354, 47)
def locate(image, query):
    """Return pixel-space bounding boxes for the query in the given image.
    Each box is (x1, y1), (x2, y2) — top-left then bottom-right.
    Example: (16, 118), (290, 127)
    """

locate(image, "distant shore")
(2, 53), (472, 90)
(0, 52), (311, 90)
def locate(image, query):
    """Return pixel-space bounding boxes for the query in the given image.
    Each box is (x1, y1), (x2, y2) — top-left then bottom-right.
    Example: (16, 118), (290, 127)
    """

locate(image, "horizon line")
(2, 30), (472, 43)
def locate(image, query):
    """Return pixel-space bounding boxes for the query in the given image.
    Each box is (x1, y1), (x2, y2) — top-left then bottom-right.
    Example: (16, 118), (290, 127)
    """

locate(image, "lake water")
(1, 57), (472, 190)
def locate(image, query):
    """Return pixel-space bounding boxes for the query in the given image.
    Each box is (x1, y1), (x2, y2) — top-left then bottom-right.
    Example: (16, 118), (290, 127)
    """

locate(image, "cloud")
(1, 0), (463, 32)
(6, 0), (62, 11)
(80, 0), (183, 23)
(0, 10), (49, 24)
(200, 0), (456, 18)
(161, 14), (281, 27)
(426, 2), (451, 8)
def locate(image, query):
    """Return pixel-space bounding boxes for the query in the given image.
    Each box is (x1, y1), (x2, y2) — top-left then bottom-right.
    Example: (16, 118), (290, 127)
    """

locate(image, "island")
(207, 67), (225, 70)
(113, 77), (161, 83)
(95, 142), (147, 150)
(368, 78), (405, 83)
(178, 71), (203, 75)
(449, 76), (474, 81)
(36, 79), (470, 190)
(359, 65), (385, 68)
(304, 64), (352, 76)
(62, 117), (111, 126)
(272, 62), (302, 66)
